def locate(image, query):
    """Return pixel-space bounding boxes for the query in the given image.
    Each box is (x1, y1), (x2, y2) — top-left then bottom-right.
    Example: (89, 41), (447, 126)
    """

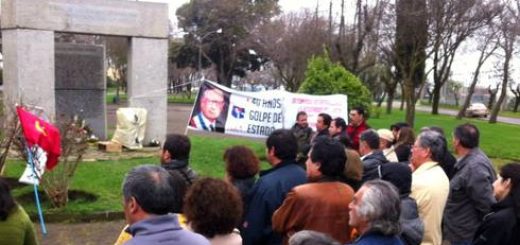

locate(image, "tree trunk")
(487, 90), (497, 110)
(377, 93), (386, 107)
(400, 84), (405, 110)
(45, 186), (69, 208)
(514, 97), (520, 112)
(115, 84), (120, 104)
(217, 66), (233, 88)
(403, 78), (415, 127)
(431, 83), (441, 115)
(457, 42), (495, 119)
(490, 46), (512, 123)
(386, 90), (395, 114)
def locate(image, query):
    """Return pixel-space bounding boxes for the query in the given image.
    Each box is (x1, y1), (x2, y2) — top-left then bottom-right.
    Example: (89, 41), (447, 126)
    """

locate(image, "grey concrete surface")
(1, 0), (169, 38)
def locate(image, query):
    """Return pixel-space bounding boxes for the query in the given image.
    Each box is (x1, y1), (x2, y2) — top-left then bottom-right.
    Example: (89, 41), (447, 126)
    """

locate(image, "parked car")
(466, 103), (489, 117)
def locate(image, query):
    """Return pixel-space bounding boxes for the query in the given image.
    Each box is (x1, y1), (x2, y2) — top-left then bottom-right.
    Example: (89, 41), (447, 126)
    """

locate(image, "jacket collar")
(126, 214), (182, 237)
(351, 120), (368, 129)
(260, 160), (298, 177)
(492, 195), (513, 211)
(455, 148), (482, 170)
(162, 159), (189, 170)
(413, 161), (439, 175)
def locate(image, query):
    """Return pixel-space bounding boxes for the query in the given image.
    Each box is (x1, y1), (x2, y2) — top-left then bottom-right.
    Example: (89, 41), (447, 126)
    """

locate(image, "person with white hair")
(410, 130), (450, 245)
(348, 179), (404, 245)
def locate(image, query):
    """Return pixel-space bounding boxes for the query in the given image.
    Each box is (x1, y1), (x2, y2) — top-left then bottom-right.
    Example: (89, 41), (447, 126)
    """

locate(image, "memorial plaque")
(55, 42), (107, 139)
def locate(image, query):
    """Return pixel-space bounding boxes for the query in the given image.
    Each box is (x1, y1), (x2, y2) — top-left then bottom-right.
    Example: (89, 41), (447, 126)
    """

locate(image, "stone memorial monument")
(1, 0), (169, 143)
(55, 42), (106, 139)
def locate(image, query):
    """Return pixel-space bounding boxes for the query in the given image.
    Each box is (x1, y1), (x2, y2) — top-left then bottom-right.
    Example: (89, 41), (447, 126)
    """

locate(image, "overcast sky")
(141, 0), (515, 88)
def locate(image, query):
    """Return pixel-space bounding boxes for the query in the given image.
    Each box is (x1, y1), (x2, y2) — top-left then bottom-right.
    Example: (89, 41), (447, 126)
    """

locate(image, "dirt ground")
(34, 103), (194, 245)
(36, 220), (126, 245)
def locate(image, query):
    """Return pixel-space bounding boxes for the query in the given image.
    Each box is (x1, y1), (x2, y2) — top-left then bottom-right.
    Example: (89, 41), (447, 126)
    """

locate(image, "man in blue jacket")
(242, 129), (307, 245)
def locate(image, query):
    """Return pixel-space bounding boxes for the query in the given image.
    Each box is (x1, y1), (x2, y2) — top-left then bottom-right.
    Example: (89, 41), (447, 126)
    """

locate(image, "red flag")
(16, 106), (61, 170)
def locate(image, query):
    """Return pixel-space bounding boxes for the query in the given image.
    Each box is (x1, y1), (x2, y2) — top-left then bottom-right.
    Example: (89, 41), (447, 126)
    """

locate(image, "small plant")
(0, 108), (21, 175)
(11, 111), (89, 208)
(40, 116), (89, 208)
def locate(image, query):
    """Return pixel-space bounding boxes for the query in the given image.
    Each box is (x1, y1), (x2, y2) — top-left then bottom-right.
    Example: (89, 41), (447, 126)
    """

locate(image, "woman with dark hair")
(184, 178), (243, 245)
(473, 163), (520, 245)
(0, 177), (38, 245)
(223, 146), (260, 211)
(393, 127), (415, 162)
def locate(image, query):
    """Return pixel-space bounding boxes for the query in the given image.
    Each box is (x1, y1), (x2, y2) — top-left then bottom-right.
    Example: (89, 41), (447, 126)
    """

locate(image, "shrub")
(298, 55), (372, 113)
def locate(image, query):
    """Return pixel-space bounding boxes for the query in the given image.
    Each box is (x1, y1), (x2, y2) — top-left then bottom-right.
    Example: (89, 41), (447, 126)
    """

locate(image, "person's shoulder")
(293, 182), (353, 196)
(279, 164), (306, 179)
(355, 234), (403, 245)
(256, 164), (305, 188)
(362, 121), (371, 129)
(179, 229), (211, 245)
(486, 206), (517, 226)
(12, 204), (31, 222)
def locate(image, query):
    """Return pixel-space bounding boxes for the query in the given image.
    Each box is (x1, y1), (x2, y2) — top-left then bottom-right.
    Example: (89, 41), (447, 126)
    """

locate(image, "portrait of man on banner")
(189, 82), (230, 133)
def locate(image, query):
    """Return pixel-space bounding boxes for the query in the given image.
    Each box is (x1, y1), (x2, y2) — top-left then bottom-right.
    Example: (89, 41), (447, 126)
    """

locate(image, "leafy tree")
(175, 0), (279, 87)
(299, 55), (372, 112)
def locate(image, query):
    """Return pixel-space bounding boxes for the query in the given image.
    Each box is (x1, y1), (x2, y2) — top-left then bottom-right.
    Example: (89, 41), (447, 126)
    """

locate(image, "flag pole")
(26, 145), (48, 235)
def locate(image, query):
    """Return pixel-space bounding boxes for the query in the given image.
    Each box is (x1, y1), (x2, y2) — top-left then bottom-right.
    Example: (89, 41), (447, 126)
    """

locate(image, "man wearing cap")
(377, 129), (399, 162)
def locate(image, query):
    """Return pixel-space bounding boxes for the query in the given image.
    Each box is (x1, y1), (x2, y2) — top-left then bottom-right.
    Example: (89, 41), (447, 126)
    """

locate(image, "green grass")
(167, 95), (195, 104)
(498, 110), (520, 119)
(419, 100), (520, 119)
(105, 89), (195, 105)
(369, 109), (520, 161)
(4, 157), (153, 217)
(3, 136), (266, 218)
(419, 100), (460, 110)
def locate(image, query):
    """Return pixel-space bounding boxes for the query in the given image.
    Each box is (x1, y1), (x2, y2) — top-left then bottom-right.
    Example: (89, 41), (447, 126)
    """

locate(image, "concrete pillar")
(2, 29), (55, 119)
(127, 37), (168, 144)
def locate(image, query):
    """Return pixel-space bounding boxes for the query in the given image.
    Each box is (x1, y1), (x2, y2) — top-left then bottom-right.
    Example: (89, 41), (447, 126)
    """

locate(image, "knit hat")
(377, 129), (395, 142)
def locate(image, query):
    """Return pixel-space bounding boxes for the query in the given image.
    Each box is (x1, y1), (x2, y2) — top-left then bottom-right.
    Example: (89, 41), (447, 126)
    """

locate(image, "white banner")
(187, 80), (348, 138)
(19, 146), (47, 185)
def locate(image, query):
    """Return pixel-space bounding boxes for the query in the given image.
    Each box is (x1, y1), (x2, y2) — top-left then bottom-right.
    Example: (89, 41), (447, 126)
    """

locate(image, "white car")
(466, 103), (489, 118)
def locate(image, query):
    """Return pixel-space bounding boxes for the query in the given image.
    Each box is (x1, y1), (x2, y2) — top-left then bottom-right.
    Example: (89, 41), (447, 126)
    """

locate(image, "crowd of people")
(1, 107), (520, 245)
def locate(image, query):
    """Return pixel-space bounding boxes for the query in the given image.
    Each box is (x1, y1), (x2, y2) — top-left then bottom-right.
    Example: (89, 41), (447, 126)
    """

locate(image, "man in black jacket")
(359, 129), (388, 182)
(160, 134), (198, 184)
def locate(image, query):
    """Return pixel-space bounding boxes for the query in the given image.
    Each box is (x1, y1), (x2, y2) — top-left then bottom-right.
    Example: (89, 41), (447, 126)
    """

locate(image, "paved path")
(415, 105), (520, 125)
(36, 220), (125, 245)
